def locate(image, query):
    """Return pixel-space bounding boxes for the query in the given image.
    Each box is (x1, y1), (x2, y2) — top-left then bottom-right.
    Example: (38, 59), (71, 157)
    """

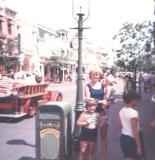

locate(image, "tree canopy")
(0, 36), (19, 70)
(113, 21), (153, 72)
(49, 49), (69, 69)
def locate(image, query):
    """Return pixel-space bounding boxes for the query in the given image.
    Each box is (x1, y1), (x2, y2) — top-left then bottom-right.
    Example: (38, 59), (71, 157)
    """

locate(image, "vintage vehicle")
(0, 76), (63, 118)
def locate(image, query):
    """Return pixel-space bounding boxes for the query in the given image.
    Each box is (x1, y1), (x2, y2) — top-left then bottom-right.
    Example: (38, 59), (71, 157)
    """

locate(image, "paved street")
(0, 83), (76, 160)
(0, 81), (155, 160)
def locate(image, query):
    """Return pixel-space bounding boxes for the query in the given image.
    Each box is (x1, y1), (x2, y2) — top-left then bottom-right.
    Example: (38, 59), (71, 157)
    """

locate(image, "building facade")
(18, 22), (76, 82)
(71, 34), (107, 74)
(0, 5), (19, 74)
(0, 3), (108, 81)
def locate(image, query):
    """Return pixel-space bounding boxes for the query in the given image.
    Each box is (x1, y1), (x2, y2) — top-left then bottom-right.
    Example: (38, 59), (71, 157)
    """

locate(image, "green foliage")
(7, 39), (16, 56)
(0, 36), (19, 70)
(113, 21), (153, 72)
(0, 35), (6, 55)
(115, 60), (126, 70)
(2, 57), (19, 68)
(100, 62), (109, 71)
(0, 36), (18, 56)
(100, 61), (117, 71)
(50, 56), (69, 68)
(49, 50), (69, 69)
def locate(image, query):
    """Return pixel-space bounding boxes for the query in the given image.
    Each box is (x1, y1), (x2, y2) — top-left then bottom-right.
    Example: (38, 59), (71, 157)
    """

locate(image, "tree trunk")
(133, 68), (137, 91)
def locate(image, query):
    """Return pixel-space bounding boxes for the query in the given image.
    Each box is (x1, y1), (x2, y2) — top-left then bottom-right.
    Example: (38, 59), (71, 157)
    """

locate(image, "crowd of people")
(143, 72), (155, 93)
(119, 71), (155, 94)
(76, 67), (152, 160)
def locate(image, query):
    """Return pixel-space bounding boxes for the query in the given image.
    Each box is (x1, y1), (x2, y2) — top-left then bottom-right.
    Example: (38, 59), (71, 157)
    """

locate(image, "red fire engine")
(0, 75), (62, 118)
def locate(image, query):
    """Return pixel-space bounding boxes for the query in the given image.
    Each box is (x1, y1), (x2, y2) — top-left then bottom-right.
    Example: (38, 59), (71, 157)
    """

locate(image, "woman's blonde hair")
(89, 67), (103, 79)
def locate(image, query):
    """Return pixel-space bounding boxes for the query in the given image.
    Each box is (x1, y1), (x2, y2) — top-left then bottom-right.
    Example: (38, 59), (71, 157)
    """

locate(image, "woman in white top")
(119, 91), (142, 160)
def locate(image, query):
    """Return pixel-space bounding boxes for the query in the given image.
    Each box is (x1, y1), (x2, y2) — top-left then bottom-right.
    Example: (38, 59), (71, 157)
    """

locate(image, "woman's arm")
(85, 85), (91, 99)
(131, 118), (142, 155)
(105, 86), (112, 99)
(118, 117), (122, 129)
(77, 112), (88, 127)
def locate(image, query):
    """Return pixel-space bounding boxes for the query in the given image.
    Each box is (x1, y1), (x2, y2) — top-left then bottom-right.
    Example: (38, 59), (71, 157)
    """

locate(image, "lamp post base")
(72, 127), (81, 151)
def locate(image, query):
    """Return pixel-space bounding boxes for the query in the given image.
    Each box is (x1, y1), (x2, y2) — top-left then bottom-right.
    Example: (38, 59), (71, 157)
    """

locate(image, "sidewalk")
(72, 81), (155, 160)
(138, 92), (155, 160)
(107, 88), (155, 160)
(48, 81), (75, 87)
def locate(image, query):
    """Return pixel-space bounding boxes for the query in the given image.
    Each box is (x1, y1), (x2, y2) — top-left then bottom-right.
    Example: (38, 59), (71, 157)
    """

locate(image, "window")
(7, 22), (12, 34)
(17, 33), (21, 53)
(0, 7), (3, 12)
(0, 21), (2, 32)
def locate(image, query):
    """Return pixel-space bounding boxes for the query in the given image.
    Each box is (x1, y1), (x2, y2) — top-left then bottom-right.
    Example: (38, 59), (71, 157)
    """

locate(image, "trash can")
(36, 102), (72, 160)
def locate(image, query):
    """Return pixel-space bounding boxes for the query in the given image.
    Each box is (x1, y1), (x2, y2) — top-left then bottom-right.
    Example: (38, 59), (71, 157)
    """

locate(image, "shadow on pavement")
(0, 117), (25, 123)
(7, 139), (35, 147)
(18, 157), (35, 160)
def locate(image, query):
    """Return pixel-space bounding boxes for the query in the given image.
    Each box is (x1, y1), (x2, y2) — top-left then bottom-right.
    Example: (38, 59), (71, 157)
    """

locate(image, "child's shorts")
(120, 134), (137, 158)
(80, 127), (97, 142)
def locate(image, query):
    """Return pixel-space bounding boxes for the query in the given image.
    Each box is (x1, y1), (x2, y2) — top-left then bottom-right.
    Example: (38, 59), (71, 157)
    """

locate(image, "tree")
(113, 21), (153, 89)
(100, 61), (109, 71)
(0, 35), (6, 56)
(50, 49), (69, 68)
(100, 61), (117, 71)
(6, 38), (17, 56)
(0, 35), (19, 72)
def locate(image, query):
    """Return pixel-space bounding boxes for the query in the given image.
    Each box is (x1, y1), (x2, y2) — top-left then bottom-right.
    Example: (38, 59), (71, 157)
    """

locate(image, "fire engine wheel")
(27, 100), (37, 117)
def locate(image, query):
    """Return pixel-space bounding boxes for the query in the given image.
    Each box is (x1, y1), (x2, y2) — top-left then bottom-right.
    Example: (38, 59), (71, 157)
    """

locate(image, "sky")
(3, 0), (155, 49)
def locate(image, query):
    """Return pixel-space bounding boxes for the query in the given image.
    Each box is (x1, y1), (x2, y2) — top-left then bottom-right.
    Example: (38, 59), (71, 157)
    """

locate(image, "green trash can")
(36, 102), (72, 160)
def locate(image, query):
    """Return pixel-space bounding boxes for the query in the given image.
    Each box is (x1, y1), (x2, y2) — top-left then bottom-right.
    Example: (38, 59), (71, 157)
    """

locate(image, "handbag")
(150, 120), (155, 129)
(151, 94), (155, 103)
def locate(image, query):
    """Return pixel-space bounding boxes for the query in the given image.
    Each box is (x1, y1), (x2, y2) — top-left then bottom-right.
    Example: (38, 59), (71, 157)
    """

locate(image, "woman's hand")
(137, 146), (142, 156)
(98, 100), (110, 108)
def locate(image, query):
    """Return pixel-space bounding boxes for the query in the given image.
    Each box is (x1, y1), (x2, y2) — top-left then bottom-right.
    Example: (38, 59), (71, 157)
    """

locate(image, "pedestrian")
(143, 72), (151, 93)
(106, 70), (117, 85)
(68, 72), (72, 82)
(77, 98), (100, 160)
(119, 91), (143, 160)
(85, 67), (110, 160)
(56, 92), (63, 101)
(150, 71), (155, 92)
(104, 70), (117, 102)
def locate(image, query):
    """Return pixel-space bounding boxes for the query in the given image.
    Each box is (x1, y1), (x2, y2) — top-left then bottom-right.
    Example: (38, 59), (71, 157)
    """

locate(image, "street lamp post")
(71, 0), (90, 150)
(75, 13), (85, 112)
